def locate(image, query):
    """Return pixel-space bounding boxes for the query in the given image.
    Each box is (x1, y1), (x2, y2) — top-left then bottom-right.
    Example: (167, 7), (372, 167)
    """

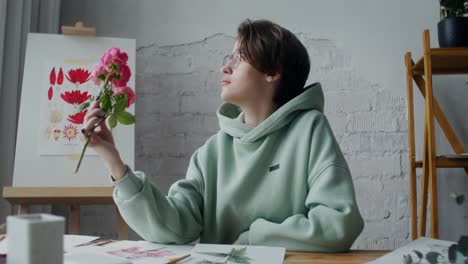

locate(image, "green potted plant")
(438, 0), (468, 47)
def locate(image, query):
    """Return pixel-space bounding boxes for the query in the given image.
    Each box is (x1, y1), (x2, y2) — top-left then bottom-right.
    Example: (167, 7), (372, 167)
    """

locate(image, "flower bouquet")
(74, 48), (136, 174)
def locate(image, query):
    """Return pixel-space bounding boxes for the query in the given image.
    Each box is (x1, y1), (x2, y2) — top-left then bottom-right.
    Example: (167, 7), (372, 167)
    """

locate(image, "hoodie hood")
(217, 82), (324, 143)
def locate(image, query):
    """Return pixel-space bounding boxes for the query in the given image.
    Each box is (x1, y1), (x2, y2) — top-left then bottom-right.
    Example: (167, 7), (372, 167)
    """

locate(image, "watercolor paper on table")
(188, 244), (286, 264)
(367, 237), (455, 264)
(65, 240), (193, 264)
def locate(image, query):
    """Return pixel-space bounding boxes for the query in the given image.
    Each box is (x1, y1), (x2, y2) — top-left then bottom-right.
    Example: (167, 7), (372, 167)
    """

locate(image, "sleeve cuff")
(237, 230), (250, 245)
(113, 167), (144, 200)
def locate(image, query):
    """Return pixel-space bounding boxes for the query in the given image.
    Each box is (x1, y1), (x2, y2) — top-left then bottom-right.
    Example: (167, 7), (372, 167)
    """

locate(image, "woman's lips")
(221, 80), (231, 86)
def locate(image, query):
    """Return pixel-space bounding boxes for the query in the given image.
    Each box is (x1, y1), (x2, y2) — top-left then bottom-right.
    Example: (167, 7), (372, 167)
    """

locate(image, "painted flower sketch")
(196, 247), (252, 264)
(38, 65), (96, 155)
(38, 48), (135, 169)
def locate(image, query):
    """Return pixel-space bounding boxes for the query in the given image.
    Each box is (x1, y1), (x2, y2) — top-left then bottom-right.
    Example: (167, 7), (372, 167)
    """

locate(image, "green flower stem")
(74, 114), (109, 174)
(74, 68), (116, 174)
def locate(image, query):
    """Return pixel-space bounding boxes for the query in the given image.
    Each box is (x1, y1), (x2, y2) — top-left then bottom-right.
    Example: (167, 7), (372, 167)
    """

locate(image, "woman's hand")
(82, 99), (127, 180)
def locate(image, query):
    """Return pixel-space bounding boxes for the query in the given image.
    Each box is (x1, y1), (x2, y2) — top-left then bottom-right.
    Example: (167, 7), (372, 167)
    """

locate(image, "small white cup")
(7, 213), (65, 264)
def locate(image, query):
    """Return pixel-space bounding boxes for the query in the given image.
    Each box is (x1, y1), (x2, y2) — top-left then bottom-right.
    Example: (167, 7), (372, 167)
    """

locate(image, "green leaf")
(403, 254), (413, 264)
(108, 115), (117, 128)
(458, 236), (468, 256)
(449, 244), (459, 263)
(426, 251), (442, 264)
(101, 93), (111, 112)
(114, 94), (127, 113)
(115, 111), (135, 125)
(413, 250), (423, 260)
(77, 101), (90, 111)
(195, 251), (228, 258)
(450, 193), (465, 205)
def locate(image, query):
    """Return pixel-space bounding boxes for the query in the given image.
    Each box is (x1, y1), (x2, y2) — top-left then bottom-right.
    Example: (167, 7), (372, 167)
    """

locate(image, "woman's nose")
(220, 63), (232, 74)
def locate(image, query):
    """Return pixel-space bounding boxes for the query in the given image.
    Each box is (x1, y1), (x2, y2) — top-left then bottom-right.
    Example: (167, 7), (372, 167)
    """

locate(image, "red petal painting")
(67, 109), (87, 125)
(48, 86), (53, 100)
(66, 68), (91, 85)
(57, 67), (64, 85)
(60, 90), (90, 105)
(62, 124), (78, 141)
(49, 67), (56, 85)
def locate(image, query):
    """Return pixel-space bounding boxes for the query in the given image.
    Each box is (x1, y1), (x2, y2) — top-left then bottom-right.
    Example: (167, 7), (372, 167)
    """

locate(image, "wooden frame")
(406, 29), (468, 240)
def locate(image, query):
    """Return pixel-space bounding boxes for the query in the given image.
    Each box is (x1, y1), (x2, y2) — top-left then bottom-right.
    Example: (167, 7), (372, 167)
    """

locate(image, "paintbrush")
(165, 254), (191, 264)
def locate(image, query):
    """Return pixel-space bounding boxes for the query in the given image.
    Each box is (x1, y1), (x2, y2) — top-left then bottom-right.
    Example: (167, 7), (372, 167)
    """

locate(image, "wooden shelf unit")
(405, 29), (468, 240)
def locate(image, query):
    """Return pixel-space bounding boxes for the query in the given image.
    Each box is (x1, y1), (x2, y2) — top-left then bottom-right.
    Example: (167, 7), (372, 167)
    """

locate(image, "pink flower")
(101, 48), (128, 67)
(114, 86), (136, 107)
(111, 64), (131, 87)
(91, 63), (108, 85)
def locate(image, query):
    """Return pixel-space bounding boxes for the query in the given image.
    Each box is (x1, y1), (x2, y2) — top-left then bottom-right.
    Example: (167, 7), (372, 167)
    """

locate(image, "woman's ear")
(265, 72), (280, 83)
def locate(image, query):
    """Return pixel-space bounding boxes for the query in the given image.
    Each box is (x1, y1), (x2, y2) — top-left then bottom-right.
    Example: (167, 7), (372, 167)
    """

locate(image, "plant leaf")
(449, 244), (459, 263)
(114, 94), (127, 113)
(115, 111), (135, 125)
(458, 236), (468, 256)
(426, 251), (442, 264)
(108, 115), (117, 128)
(101, 93), (111, 112)
(414, 250), (423, 260)
(77, 101), (90, 111)
(403, 254), (413, 264)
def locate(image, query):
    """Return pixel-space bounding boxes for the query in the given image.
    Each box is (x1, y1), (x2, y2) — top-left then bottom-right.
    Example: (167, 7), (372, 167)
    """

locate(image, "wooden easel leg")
(423, 30), (439, 239)
(405, 52), (417, 240)
(116, 208), (128, 240)
(18, 204), (29, 214)
(420, 124), (429, 237)
(69, 204), (80, 234)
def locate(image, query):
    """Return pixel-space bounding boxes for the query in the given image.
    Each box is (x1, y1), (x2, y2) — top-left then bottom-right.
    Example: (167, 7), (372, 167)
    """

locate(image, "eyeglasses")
(222, 50), (243, 69)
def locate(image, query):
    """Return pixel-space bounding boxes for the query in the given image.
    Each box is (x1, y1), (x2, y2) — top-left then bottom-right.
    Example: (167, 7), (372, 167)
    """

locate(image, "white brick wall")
(58, 0), (468, 249)
(127, 34), (411, 249)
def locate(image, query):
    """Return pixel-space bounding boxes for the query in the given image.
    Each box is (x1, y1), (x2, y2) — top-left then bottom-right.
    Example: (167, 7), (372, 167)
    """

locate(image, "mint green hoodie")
(113, 82), (364, 252)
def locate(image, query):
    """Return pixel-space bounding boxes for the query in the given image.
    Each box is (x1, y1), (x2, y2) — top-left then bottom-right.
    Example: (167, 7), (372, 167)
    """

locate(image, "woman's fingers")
(82, 116), (101, 136)
(83, 100), (103, 124)
(85, 108), (106, 123)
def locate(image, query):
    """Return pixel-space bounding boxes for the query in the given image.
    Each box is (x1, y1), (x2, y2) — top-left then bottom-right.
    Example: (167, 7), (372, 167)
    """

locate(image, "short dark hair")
(237, 19), (310, 107)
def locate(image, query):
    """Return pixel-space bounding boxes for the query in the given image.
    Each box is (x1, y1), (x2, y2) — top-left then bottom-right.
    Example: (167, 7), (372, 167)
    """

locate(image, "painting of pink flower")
(48, 86), (53, 100)
(57, 67), (64, 85)
(49, 67), (56, 85)
(60, 90), (91, 106)
(67, 109), (88, 125)
(66, 68), (91, 85)
(62, 124), (78, 141)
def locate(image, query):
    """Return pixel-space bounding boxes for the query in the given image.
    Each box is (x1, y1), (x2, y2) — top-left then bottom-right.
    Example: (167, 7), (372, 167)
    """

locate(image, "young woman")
(82, 19), (364, 252)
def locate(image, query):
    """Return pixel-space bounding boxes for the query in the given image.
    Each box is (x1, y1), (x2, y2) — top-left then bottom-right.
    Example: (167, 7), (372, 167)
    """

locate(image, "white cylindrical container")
(7, 213), (65, 264)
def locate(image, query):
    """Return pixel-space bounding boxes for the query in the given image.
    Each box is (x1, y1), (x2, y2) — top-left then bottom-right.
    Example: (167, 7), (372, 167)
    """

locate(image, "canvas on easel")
(2, 24), (135, 239)
(13, 32), (135, 187)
